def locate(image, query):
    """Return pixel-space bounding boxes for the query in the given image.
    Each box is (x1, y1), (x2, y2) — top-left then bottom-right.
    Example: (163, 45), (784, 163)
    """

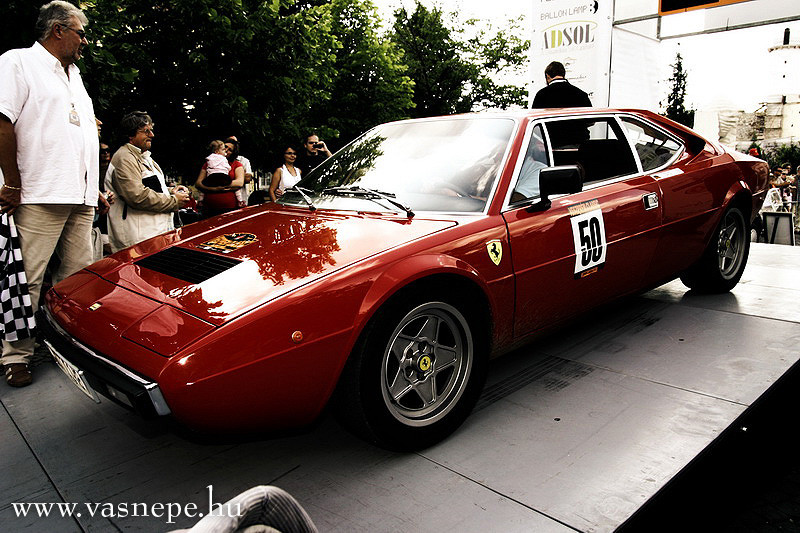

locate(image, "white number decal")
(571, 208), (606, 275)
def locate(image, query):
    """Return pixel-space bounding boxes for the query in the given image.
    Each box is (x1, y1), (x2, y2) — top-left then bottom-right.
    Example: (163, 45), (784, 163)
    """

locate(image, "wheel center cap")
(417, 355), (432, 372)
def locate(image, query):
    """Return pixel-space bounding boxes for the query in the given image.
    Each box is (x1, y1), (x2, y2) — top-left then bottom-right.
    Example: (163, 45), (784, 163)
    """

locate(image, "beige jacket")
(106, 143), (179, 252)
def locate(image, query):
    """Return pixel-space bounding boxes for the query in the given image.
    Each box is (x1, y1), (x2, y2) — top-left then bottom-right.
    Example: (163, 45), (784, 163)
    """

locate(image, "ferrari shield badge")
(197, 233), (257, 253)
(486, 240), (503, 266)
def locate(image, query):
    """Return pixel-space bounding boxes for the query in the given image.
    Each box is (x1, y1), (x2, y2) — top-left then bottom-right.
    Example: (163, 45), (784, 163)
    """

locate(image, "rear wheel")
(680, 206), (750, 293)
(336, 292), (487, 450)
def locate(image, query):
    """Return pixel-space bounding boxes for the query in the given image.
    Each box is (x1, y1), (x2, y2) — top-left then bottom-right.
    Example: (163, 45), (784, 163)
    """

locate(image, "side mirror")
(527, 165), (584, 212)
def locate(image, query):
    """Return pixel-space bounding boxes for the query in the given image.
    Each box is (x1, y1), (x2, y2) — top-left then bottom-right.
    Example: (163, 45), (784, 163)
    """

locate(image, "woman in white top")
(269, 145), (301, 202)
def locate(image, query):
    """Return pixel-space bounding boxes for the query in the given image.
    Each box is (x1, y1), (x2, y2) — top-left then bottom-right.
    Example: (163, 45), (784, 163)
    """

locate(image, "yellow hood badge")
(197, 233), (257, 253)
(486, 240), (502, 266)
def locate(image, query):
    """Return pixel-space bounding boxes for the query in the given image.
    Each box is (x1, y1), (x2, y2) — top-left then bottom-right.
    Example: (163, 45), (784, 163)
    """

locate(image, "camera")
(314, 142), (324, 149)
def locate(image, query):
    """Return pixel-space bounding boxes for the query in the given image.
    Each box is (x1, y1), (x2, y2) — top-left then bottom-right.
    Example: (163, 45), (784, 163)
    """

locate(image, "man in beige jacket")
(106, 111), (189, 252)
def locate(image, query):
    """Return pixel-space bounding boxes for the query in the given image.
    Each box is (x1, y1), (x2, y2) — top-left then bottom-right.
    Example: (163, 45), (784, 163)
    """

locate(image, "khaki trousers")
(1, 204), (94, 365)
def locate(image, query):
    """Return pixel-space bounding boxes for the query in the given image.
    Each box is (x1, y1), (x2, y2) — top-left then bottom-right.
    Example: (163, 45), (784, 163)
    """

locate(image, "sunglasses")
(285, 151), (297, 155)
(99, 149), (110, 154)
(61, 25), (87, 39)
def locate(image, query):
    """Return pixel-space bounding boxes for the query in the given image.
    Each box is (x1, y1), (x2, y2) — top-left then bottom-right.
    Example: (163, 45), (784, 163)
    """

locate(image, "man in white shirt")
(0, 1), (109, 387)
(226, 136), (253, 205)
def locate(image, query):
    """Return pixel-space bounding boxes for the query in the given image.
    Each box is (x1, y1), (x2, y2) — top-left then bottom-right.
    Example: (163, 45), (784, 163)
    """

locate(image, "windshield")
(278, 117), (516, 213)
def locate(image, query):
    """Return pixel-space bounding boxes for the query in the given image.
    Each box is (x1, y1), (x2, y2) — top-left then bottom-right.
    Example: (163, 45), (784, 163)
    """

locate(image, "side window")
(620, 117), (682, 172)
(544, 117), (638, 184)
(511, 124), (550, 203)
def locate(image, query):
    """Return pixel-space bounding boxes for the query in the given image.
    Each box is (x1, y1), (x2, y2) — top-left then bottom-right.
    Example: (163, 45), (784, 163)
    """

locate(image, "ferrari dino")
(40, 109), (768, 450)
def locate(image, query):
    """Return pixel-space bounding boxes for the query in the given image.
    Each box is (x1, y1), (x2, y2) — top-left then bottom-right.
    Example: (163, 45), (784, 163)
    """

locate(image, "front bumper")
(37, 307), (171, 417)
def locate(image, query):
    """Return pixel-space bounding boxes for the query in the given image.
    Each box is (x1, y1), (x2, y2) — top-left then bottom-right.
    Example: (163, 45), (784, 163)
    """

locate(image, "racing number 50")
(571, 208), (607, 275)
(578, 217), (603, 267)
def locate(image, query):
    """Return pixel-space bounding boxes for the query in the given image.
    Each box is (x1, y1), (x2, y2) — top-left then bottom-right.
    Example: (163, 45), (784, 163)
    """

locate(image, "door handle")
(642, 193), (659, 210)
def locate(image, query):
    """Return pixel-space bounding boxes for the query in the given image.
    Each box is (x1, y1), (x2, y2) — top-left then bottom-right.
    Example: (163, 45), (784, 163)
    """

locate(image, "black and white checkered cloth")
(0, 213), (35, 341)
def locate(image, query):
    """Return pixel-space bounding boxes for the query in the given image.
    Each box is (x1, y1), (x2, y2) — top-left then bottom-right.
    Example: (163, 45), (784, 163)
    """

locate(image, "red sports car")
(40, 109), (768, 450)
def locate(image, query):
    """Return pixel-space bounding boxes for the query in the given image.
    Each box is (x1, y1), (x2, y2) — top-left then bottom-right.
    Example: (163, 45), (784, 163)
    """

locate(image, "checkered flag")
(0, 213), (35, 341)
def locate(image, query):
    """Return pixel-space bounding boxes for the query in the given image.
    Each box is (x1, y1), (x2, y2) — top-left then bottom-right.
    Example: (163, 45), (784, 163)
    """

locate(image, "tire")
(335, 291), (487, 451)
(680, 206), (750, 293)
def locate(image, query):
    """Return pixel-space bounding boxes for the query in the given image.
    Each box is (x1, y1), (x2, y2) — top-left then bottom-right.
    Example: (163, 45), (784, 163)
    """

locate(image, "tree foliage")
(0, 1), (39, 52)
(307, 0), (414, 143)
(460, 18), (529, 111)
(762, 142), (800, 171)
(80, 0), (341, 179)
(390, 1), (528, 118)
(390, 3), (472, 117)
(2, 0), (527, 180)
(663, 52), (695, 128)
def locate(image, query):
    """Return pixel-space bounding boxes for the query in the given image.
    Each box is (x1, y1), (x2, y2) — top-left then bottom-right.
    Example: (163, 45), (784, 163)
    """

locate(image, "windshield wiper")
(286, 185), (316, 211)
(323, 186), (414, 218)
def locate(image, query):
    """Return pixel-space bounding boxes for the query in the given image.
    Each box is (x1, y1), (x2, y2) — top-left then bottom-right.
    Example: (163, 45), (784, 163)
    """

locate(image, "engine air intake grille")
(135, 246), (241, 284)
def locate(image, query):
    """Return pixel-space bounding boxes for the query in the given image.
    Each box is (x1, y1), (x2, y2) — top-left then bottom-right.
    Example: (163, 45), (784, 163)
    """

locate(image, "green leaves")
(70, 0), (347, 177)
(389, 1), (528, 118)
(762, 142), (800, 171)
(1, 0), (525, 180)
(306, 0), (413, 142)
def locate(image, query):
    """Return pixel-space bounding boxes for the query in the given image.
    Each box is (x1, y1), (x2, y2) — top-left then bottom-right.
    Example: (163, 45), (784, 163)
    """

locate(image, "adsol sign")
(543, 21), (597, 49)
(530, 0), (612, 107)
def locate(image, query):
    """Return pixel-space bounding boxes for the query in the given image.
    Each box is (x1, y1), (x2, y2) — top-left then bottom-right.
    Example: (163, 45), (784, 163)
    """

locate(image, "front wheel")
(335, 292), (487, 450)
(680, 206), (750, 293)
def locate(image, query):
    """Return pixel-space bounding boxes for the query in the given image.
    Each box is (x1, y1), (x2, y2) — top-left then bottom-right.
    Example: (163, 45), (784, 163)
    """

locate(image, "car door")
(616, 114), (724, 286)
(502, 115), (664, 339)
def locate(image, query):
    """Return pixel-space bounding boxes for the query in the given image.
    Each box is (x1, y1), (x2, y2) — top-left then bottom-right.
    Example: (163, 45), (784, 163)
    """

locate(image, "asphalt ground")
(22, 295), (800, 533)
(5, 237), (799, 532)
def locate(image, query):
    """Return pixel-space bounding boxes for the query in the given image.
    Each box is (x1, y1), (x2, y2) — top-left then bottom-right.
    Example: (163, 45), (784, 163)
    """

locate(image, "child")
(205, 140), (231, 186)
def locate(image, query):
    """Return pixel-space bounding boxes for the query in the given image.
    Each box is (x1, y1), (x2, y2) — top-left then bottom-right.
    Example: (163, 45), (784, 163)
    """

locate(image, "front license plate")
(45, 341), (101, 403)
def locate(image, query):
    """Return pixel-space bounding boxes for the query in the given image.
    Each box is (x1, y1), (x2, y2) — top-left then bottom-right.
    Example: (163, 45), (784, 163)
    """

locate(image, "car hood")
(84, 205), (457, 325)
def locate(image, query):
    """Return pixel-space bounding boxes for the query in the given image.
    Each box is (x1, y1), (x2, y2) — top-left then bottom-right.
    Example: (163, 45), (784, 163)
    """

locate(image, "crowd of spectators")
(765, 164), (797, 210)
(765, 163), (798, 232)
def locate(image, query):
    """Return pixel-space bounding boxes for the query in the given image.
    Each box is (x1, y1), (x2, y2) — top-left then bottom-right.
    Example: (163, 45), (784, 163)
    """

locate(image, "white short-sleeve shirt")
(0, 42), (99, 206)
(235, 154), (253, 203)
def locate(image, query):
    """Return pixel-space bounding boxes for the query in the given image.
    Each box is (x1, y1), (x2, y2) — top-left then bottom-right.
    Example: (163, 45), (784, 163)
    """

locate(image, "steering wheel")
(430, 181), (470, 198)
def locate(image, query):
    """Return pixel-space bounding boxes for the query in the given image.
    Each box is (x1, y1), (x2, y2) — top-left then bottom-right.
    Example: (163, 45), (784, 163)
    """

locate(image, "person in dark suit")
(532, 61), (592, 108)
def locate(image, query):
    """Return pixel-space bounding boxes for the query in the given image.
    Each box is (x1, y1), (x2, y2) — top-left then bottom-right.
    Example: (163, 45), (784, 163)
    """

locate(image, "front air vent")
(135, 246), (241, 284)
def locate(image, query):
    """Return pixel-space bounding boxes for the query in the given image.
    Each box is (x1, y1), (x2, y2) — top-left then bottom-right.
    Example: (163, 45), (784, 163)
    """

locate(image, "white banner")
(529, 0), (614, 107)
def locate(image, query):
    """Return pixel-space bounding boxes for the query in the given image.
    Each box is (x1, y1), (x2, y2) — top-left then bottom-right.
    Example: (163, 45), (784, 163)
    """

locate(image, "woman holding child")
(195, 139), (245, 218)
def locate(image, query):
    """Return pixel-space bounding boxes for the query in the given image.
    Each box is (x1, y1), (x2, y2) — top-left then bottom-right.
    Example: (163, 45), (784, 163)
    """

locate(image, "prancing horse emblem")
(486, 240), (503, 266)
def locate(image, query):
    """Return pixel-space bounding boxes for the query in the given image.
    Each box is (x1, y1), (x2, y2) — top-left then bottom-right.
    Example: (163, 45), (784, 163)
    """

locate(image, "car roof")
(384, 108), (655, 126)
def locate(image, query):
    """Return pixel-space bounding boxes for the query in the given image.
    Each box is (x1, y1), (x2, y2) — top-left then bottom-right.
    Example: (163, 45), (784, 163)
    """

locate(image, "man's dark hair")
(120, 111), (152, 138)
(545, 61), (566, 79)
(224, 138), (240, 159)
(303, 133), (318, 145)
